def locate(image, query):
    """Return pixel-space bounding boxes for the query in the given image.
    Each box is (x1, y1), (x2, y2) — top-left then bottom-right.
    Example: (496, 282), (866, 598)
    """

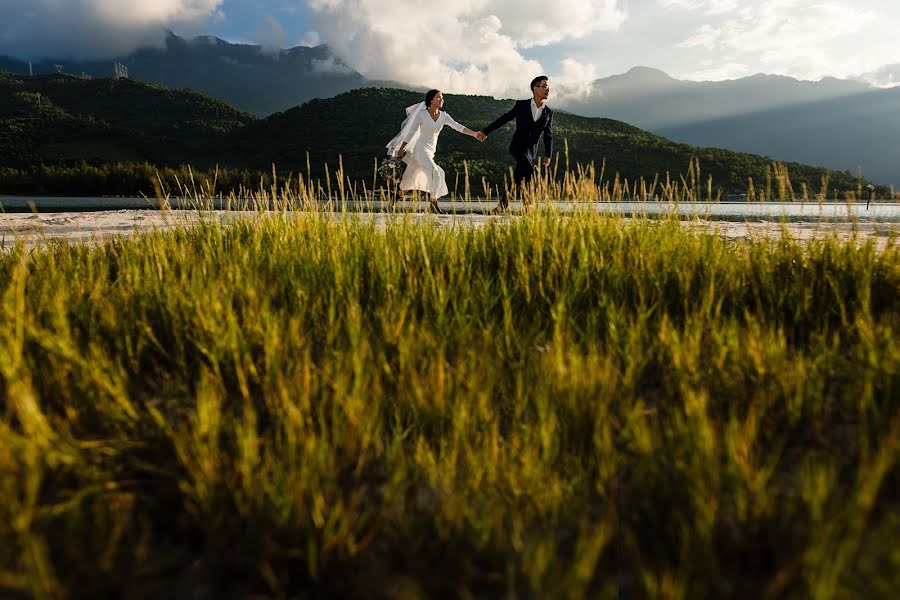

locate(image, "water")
(584, 201), (900, 222)
(1, 196), (899, 222)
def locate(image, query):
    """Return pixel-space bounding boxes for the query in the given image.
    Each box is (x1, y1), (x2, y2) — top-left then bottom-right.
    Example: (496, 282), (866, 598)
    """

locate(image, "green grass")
(1, 210), (898, 598)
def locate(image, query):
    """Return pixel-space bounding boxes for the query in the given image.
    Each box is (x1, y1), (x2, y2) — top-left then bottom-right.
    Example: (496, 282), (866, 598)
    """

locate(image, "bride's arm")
(461, 127), (482, 140)
(397, 112), (424, 157)
(445, 114), (481, 139)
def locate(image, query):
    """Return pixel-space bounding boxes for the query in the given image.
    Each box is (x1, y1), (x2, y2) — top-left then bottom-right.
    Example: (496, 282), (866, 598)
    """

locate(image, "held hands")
(474, 131), (487, 142)
(542, 156), (551, 168)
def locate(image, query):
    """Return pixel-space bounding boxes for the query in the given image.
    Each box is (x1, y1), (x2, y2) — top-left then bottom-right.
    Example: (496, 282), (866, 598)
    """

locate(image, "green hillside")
(0, 72), (885, 197)
(0, 71), (252, 168)
(224, 88), (871, 195)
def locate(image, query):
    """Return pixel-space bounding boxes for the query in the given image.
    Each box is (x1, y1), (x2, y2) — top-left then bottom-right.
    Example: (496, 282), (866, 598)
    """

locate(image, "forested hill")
(0, 32), (367, 117)
(0, 71), (252, 167)
(221, 87), (871, 194)
(0, 73), (882, 196)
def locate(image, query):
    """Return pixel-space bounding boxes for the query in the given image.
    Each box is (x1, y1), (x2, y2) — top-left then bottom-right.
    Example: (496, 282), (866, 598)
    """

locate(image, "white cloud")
(668, 0), (890, 80)
(680, 61), (750, 82)
(487, 0), (627, 47)
(855, 63), (900, 88)
(306, 0), (626, 97)
(554, 58), (599, 100)
(0, 0), (224, 58)
(659, 0), (706, 9)
(298, 30), (322, 47)
(660, 0), (739, 15)
(310, 55), (355, 75)
(253, 15), (285, 53)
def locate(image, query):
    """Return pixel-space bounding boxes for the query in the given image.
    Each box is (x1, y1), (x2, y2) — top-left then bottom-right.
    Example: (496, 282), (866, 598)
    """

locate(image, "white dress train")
(399, 111), (466, 199)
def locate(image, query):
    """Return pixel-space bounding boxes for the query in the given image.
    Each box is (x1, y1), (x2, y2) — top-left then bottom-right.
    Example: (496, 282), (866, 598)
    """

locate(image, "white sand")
(1, 209), (896, 250)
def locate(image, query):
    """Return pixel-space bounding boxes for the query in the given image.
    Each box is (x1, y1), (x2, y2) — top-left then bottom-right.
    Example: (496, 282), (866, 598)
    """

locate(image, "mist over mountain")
(558, 67), (897, 188)
(0, 32), (371, 116)
(1, 69), (879, 199)
(2, 34), (897, 188)
(562, 67), (874, 129)
(854, 63), (900, 88)
(656, 86), (900, 188)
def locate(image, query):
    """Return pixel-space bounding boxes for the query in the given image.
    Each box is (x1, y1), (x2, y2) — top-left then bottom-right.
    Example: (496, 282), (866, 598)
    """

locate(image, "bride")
(386, 89), (485, 213)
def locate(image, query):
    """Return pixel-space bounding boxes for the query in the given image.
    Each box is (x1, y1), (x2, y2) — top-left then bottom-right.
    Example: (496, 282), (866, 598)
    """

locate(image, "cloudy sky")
(2, 0), (898, 96)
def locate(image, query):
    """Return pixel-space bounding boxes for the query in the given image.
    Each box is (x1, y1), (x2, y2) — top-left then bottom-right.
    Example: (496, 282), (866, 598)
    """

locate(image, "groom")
(480, 76), (554, 211)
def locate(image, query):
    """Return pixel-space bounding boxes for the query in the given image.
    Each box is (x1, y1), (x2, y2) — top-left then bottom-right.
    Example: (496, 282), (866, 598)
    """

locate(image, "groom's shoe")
(429, 200), (446, 215)
(492, 189), (512, 214)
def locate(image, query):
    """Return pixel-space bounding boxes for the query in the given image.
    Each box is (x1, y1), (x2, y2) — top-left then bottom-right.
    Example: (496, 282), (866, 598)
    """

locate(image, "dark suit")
(483, 99), (553, 206)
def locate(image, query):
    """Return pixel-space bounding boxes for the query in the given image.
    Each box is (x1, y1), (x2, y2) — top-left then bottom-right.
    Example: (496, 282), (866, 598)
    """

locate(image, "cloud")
(310, 55), (355, 75)
(680, 61), (750, 82)
(0, 0), (225, 59)
(486, 0), (627, 48)
(253, 15), (285, 53)
(855, 63), (900, 88)
(670, 0), (884, 80)
(659, 0), (739, 15)
(553, 58), (599, 100)
(305, 0), (626, 97)
(298, 30), (322, 48)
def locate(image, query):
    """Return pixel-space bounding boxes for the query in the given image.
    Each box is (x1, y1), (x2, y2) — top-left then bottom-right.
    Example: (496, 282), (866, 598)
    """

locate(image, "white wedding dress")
(397, 110), (466, 199)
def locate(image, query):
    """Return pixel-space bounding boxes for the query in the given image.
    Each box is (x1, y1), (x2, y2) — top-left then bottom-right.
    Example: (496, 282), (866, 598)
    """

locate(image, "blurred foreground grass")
(1, 211), (898, 599)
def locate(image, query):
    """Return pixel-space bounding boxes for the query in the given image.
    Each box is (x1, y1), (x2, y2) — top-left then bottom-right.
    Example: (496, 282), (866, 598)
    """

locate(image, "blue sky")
(2, 1), (898, 97)
(207, 1), (310, 47)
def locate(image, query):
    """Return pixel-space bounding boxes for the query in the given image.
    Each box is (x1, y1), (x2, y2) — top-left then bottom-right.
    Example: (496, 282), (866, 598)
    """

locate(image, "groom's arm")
(483, 103), (518, 136)
(542, 110), (554, 161)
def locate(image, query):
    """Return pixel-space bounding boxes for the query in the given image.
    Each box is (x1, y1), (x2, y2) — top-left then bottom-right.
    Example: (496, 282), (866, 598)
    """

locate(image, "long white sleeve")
(404, 111), (424, 143)
(443, 112), (466, 133)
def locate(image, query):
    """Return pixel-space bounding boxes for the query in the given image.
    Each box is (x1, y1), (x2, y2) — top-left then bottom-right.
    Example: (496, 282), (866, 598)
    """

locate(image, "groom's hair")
(425, 89), (441, 106)
(530, 76), (548, 92)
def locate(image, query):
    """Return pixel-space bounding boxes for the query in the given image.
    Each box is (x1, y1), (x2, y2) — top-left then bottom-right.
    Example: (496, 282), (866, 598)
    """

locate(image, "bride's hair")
(425, 89), (441, 107)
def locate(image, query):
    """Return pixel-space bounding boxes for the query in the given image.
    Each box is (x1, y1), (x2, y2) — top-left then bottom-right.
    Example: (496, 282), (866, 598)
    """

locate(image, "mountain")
(0, 70), (252, 167)
(0, 72), (881, 196)
(0, 32), (369, 116)
(221, 88), (875, 194)
(562, 67), (874, 129)
(5, 40), (893, 187)
(656, 87), (900, 188)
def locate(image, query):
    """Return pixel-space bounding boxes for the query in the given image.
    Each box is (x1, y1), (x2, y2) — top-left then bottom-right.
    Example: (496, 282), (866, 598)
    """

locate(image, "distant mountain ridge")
(0, 72), (881, 197)
(3, 37), (896, 185)
(657, 86), (900, 188)
(563, 66), (874, 128)
(562, 66), (898, 188)
(0, 32), (370, 116)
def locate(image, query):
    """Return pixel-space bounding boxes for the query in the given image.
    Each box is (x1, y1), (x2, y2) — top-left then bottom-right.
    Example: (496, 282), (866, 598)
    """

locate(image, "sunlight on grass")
(143, 152), (891, 210)
(1, 209), (898, 597)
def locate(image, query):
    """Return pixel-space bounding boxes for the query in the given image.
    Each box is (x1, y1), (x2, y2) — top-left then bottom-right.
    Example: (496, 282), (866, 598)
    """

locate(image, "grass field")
(1, 209), (898, 598)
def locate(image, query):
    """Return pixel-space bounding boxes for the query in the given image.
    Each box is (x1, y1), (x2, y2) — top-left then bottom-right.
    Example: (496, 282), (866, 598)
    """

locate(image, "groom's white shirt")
(530, 98), (547, 122)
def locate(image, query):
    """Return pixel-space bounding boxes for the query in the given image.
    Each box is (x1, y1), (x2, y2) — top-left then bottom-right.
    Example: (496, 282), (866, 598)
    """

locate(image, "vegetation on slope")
(0, 73), (887, 197)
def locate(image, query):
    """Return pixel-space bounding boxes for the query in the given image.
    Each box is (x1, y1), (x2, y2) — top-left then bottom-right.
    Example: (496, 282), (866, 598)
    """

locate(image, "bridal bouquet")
(377, 156), (405, 189)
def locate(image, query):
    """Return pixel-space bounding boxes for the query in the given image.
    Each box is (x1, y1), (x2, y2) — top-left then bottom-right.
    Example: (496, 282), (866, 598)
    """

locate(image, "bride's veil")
(385, 101), (425, 158)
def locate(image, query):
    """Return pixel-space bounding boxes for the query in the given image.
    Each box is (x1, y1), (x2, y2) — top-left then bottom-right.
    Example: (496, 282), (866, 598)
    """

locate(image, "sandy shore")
(1, 209), (897, 250)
